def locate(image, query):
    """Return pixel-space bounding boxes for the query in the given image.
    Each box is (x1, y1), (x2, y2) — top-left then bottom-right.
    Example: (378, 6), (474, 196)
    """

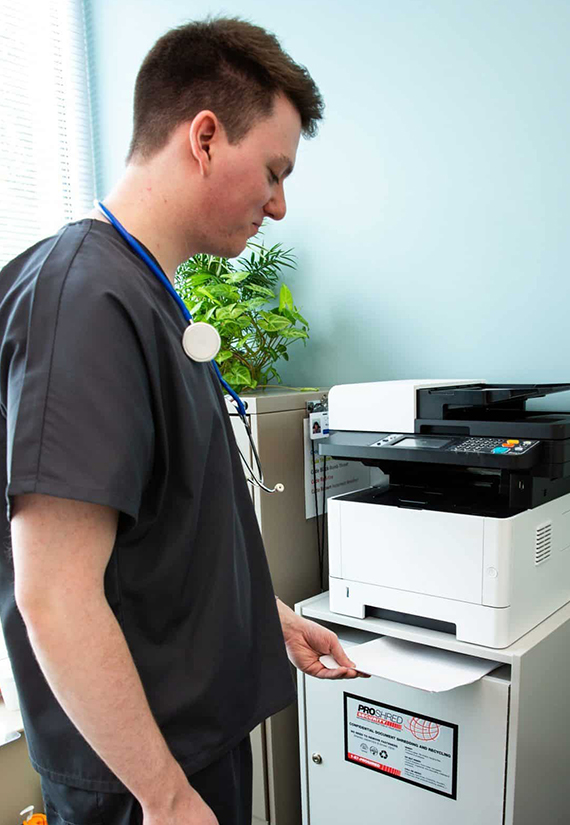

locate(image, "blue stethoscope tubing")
(96, 201), (246, 417)
(96, 201), (282, 494)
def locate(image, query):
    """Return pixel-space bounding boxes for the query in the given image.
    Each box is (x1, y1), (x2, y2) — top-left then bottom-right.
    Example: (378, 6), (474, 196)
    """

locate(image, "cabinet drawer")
(303, 667), (509, 825)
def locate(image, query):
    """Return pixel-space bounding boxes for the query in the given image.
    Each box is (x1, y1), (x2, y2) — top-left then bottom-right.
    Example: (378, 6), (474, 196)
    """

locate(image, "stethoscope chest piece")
(182, 322), (221, 362)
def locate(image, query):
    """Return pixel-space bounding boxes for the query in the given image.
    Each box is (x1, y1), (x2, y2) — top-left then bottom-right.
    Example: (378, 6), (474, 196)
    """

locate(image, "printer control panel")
(371, 434), (539, 456)
(451, 437), (537, 455)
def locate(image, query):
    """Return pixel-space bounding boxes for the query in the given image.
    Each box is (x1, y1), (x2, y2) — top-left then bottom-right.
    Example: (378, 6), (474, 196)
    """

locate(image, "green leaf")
(219, 320), (244, 337)
(246, 284), (276, 299)
(224, 363), (253, 387)
(188, 274), (212, 287)
(187, 299), (204, 315)
(292, 309), (309, 327)
(195, 284), (239, 301)
(193, 286), (221, 304)
(234, 336), (251, 349)
(279, 328), (309, 340)
(242, 297), (268, 311)
(215, 305), (247, 322)
(278, 308), (296, 324)
(257, 312), (292, 333)
(220, 270), (250, 284)
(279, 284), (294, 312)
(215, 350), (234, 364)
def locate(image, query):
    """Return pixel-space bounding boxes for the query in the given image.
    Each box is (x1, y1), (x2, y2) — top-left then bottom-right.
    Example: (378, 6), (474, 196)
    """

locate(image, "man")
(0, 17), (359, 825)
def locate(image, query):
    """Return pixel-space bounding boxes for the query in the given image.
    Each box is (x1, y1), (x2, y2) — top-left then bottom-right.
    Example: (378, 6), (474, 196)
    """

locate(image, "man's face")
(199, 94), (302, 258)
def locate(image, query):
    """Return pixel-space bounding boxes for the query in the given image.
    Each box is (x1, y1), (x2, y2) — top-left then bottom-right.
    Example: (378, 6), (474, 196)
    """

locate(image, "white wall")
(85, 0), (570, 397)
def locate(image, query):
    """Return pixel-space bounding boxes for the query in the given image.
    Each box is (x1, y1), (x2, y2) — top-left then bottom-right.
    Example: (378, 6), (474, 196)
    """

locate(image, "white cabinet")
(297, 593), (570, 825)
(304, 654), (509, 823)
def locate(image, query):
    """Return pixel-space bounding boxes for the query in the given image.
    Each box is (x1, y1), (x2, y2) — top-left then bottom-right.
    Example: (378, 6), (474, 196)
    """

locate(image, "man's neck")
(88, 162), (199, 283)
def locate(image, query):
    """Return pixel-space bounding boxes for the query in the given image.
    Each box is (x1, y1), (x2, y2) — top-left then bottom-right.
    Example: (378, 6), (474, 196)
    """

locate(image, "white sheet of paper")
(321, 636), (501, 693)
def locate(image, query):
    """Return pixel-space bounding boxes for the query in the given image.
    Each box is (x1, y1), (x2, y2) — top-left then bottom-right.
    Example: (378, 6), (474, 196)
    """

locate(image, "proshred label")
(344, 693), (458, 799)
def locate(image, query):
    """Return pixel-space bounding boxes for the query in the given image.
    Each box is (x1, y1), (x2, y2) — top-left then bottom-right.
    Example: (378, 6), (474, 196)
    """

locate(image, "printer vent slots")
(535, 522), (552, 566)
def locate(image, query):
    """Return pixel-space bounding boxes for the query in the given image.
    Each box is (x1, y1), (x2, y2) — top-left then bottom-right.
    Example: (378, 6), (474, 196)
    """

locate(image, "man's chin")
(198, 239), (247, 259)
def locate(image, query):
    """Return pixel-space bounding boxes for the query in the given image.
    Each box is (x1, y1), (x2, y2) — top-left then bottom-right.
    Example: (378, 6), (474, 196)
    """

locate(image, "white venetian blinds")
(0, 0), (95, 268)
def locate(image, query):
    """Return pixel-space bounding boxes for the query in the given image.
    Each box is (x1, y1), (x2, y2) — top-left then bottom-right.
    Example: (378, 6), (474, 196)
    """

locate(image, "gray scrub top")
(0, 220), (295, 791)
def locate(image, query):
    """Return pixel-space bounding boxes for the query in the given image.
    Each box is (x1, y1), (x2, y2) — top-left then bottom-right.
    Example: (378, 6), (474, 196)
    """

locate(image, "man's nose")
(265, 186), (287, 221)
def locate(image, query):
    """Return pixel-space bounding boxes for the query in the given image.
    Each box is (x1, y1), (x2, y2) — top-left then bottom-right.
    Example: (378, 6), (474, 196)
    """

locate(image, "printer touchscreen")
(391, 436), (451, 449)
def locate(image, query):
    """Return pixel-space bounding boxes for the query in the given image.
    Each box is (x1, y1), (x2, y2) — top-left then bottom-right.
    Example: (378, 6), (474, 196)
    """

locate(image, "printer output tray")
(336, 482), (525, 519)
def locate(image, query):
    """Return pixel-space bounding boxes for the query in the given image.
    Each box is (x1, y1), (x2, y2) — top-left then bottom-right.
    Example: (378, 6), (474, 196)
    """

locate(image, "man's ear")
(188, 110), (220, 176)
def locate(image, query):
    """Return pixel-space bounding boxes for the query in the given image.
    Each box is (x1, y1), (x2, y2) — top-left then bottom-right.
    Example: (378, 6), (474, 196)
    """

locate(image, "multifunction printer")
(320, 379), (570, 648)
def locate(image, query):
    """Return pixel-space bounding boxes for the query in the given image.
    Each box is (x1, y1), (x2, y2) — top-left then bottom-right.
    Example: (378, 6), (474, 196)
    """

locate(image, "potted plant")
(175, 238), (310, 393)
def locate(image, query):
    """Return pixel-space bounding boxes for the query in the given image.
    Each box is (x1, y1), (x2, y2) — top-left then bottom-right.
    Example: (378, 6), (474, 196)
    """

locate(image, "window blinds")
(0, 0), (95, 268)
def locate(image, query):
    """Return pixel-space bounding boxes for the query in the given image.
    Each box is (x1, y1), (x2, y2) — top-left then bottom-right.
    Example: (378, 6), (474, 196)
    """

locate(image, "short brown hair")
(127, 17), (324, 162)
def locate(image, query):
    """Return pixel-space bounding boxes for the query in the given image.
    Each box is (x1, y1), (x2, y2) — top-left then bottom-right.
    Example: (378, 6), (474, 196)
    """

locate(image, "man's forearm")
(22, 593), (186, 811)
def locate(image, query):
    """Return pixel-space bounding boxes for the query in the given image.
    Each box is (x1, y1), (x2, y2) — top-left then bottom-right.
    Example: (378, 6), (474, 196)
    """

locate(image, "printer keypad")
(451, 438), (537, 455)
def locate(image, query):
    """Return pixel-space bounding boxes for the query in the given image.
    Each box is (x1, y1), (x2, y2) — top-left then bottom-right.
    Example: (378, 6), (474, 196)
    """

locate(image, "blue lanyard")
(96, 202), (247, 417)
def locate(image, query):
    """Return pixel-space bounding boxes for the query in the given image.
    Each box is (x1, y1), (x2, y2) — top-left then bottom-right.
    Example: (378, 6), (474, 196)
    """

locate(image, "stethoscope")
(95, 201), (284, 495)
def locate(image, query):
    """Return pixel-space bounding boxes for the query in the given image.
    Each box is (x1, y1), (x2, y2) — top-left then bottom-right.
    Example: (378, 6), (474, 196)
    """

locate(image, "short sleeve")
(5, 246), (155, 522)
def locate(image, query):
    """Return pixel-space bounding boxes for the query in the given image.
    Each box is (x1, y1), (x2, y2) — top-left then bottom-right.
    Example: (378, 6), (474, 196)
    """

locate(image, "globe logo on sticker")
(405, 717), (440, 741)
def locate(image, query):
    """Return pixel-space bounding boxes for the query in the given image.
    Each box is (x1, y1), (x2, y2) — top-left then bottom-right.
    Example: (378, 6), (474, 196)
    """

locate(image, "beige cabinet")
(0, 727), (43, 825)
(229, 389), (325, 825)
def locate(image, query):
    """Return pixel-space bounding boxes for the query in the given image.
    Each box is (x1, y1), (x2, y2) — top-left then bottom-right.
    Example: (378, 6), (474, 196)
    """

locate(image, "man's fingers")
(312, 662), (369, 680)
(329, 638), (357, 669)
(315, 665), (356, 679)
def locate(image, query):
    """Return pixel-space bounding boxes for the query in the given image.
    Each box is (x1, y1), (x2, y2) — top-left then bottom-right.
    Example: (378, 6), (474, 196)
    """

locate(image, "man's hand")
(275, 598), (368, 680)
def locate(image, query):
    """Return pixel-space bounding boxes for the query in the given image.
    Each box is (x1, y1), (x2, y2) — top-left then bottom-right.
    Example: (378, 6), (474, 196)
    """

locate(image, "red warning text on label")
(348, 753), (402, 775)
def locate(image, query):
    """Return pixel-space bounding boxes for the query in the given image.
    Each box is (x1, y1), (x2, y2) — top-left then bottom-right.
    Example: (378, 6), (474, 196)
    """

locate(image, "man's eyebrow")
(270, 155), (294, 177)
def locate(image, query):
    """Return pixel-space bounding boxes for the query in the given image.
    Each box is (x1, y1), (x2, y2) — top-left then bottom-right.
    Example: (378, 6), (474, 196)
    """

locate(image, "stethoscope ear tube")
(233, 406), (285, 494)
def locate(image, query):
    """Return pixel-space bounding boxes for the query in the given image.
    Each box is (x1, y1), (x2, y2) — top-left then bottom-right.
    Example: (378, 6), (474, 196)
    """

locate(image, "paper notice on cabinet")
(321, 636), (501, 692)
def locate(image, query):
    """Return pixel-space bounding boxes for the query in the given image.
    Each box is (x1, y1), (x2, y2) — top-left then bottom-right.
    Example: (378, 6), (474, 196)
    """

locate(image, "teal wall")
(86, 1), (570, 399)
